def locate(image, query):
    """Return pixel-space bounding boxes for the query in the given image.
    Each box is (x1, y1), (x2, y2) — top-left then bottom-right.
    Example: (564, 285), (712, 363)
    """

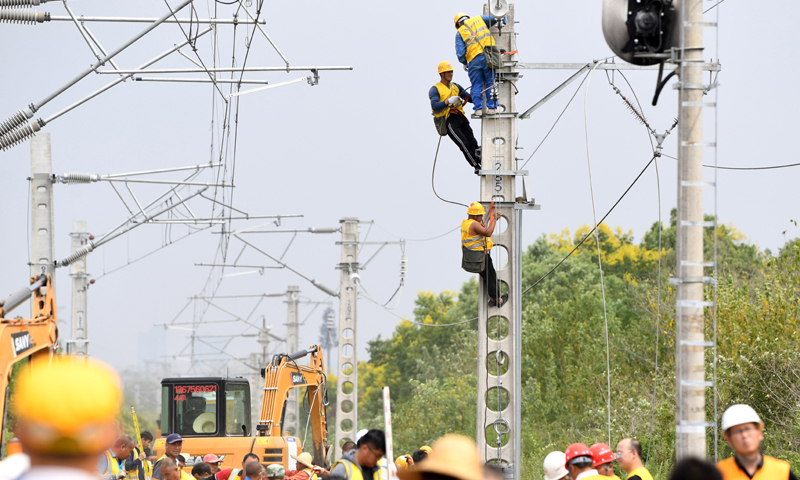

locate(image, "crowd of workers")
(5, 356), (797, 480)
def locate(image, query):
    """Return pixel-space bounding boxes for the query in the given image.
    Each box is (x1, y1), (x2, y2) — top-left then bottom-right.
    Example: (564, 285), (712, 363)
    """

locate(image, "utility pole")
(69, 220), (90, 355)
(284, 285), (300, 436)
(474, 5), (537, 480)
(30, 133), (55, 288)
(334, 218), (358, 460)
(675, 0), (712, 460)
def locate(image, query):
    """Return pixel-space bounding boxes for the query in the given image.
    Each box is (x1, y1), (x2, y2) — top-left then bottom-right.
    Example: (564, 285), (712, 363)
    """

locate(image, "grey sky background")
(0, 0), (797, 378)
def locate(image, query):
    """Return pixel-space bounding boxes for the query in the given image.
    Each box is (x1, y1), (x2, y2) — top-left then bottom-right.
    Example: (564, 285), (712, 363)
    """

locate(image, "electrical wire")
(374, 223), (459, 242)
(521, 154), (658, 296)
(432, 136), (469, 208)
(661, 153), (800, 170)
(358, 287), (478, 327)
(519, 70), (590, 170)
(704, 0), (726, 13)
(582, 61), (612, 446)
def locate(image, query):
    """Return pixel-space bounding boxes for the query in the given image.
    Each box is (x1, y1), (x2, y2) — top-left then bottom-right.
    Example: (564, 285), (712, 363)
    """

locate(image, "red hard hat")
(589, 443), (614, 468)
(564, 443), (591, 467)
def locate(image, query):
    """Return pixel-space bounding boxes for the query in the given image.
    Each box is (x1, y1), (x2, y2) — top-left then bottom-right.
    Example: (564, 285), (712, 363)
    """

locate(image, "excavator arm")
(0, 275), (59, 447)
(257, 345), (328, 468)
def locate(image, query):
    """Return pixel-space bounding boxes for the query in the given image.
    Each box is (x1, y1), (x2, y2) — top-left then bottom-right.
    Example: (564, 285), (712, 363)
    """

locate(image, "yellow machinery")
(0, 274), (59, 449)
(154, 345), (329, 472)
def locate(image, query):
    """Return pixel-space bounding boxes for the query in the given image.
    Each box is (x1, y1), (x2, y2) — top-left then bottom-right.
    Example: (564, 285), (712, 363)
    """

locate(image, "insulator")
(0, 0), (41, 5)
(0, 118), (44, 151)
(399, 257), (408, 279)
(59, 243), (94, 267)
(0, 7), (49, 24)
(0, 107), (33, 137)
(58, 172), (100, 184)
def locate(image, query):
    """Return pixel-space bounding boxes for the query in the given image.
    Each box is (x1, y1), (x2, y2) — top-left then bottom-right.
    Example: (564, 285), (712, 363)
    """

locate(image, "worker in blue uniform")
(430, 61), (481, 174)
(454, 12), (504, 116)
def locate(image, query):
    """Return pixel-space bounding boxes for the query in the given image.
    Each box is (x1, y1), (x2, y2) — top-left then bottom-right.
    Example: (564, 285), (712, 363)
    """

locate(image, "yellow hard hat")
(395, 455), (412, 470)
(420, 445), (433, 454)
(14, 356), (122, 455)
(454, 13), (468, 28)
(467, 203), (485, 216)
(437, 61), (454, 74)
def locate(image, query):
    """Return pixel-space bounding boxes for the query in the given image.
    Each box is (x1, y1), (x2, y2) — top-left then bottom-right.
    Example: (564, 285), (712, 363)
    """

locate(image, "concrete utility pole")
(474, 5), (538, 479)
(675, 0), (711, 460)
(30, 133), (55, 287)
(284, 285), (300, 436)
(69, 220), (90, 355)
(334, 218), (358, 460)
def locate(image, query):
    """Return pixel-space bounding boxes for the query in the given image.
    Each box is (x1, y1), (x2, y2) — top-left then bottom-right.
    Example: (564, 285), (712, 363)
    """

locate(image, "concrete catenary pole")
(69, 220), (90, 355)
(675, 0), (708, 460)
(334, 218), (358, 460)
(30, 133), (55, 288)
(284, 285), (300, 436)
(476, 5), (523, 479)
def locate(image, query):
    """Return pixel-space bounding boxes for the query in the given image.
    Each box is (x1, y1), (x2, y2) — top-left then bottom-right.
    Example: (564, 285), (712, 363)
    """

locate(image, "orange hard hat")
(564, 443), (591, 468)
(589, 443), (614, 467)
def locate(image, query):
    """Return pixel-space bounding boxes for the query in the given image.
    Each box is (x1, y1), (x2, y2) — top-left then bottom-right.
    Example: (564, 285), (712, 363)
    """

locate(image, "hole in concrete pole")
(341, 400), (353, 413)
(340, 419), (353, 432)
(486, 351), (509, 376)
(485, 387), (510, 412)
(488, 316), (509, 341)
(484, 424), (510, 447)
(343, 328), (354, 339)
(342, 381), (354, 394)
(341, 362), (353, 375)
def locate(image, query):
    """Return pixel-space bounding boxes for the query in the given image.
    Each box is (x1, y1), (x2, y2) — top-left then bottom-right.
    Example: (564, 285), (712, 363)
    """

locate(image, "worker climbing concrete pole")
(429, 61), (482, 174)
(30, 133), (56, 290)
(475, 5), (524, 480)
(334, 218), (359, 460)
(284, 285), (301, 436)
(454, 11), (505, 115)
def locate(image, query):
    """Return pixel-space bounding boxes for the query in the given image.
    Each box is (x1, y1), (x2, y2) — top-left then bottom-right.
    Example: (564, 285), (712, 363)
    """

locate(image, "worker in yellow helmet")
(430, 61), (481, 175)
(461, 202), (507, 307)
(454, 12), (505, 115)
(13, 356), (123, 480)
(395, 455), (413, 472)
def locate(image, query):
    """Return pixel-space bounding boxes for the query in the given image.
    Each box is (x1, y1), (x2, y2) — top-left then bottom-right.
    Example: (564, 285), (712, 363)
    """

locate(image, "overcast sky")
(0, 0), (797, 378)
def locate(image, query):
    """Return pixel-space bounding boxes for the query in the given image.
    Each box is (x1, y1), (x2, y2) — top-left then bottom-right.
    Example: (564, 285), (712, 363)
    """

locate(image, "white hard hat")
(355, 429), (369, 443)
(543, 451), (568, 480)
(721, 404), (763, 432)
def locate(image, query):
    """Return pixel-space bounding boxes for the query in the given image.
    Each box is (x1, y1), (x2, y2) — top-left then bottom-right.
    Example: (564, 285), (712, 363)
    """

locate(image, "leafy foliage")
(356, 216), (800, 477)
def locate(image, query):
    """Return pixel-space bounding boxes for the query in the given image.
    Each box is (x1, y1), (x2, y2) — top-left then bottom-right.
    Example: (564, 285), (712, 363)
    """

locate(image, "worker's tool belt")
(483, 45), (502, 70)
(434, 113), (449, 136)
(461, 246), (486, 273)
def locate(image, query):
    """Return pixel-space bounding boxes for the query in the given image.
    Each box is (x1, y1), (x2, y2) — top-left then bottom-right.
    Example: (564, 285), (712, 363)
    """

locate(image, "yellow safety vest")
(461, 219), (492, 251)
(458, 16), (495, 64)
(432, 82), (465, 117)
(103, 449), (124, 476)
(331, 459), (381, 480)
(302, 468), (319, 480)
(717, 455), (791, 480)
(125, 447), (152, 480)
(625, 467), (653, 480)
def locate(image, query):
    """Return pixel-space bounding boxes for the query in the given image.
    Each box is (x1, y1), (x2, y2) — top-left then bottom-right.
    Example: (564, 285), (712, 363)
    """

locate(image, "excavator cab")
(160, 377), (251, 437)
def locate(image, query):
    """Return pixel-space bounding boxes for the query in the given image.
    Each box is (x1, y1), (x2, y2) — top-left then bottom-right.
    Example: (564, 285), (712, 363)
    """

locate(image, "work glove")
(446, 97), (461, 106)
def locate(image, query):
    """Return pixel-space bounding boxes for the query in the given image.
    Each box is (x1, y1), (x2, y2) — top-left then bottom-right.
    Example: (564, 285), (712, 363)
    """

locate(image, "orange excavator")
(153, 345), (330, 473)
(0, 274), (59, 454)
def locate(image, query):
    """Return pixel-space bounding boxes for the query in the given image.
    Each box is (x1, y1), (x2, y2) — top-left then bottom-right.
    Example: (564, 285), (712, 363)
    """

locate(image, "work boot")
(474, 167), (481, 176)
(486, 109), (497, 115)
(474, 110), (483, 117)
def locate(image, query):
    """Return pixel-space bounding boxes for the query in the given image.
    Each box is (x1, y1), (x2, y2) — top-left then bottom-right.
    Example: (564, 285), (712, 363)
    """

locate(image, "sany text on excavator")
(153, 345), (330, 473)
